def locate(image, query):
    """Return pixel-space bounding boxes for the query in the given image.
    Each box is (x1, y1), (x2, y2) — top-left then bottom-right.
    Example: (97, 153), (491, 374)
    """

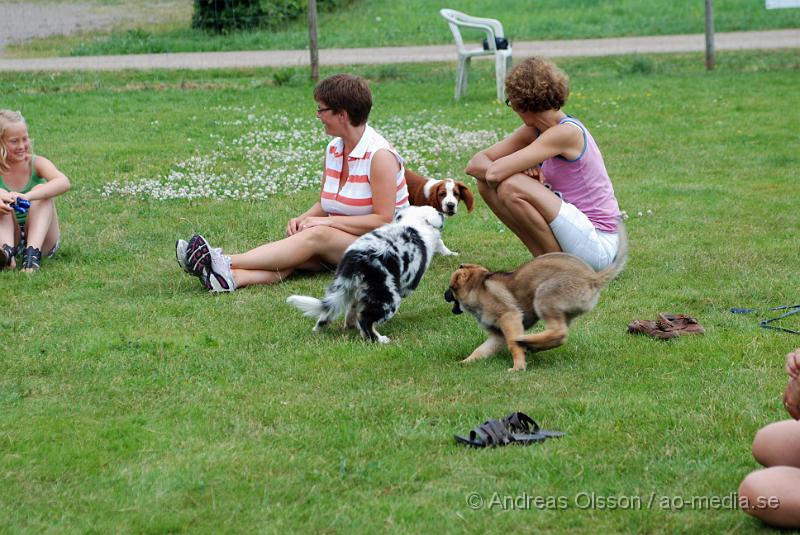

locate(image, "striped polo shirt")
(320, 125), (410, 216)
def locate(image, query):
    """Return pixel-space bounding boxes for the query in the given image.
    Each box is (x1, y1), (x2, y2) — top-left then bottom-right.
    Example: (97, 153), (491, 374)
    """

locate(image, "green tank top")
(0, 155), (45, 224)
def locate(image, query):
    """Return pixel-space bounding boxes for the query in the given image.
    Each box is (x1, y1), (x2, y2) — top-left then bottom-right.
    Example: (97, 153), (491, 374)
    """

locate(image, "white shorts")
(549, 200), (619, 271)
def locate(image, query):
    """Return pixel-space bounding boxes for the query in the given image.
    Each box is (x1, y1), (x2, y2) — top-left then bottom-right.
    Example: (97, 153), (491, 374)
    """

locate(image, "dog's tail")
(286, 275), (358, 322)
(593, 220), (628, 288)
(286, 295), (326, 318)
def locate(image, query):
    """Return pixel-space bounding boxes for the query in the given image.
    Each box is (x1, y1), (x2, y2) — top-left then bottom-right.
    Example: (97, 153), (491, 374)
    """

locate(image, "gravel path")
(0, 1), (186, 55)
(0, 30), (797, 72)
(0, 2), (119, 52)
(0, 2), (797, 71)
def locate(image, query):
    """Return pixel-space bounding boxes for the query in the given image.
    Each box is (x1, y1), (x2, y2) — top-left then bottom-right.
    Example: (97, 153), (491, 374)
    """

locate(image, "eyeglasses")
(316, 107), (333, 115)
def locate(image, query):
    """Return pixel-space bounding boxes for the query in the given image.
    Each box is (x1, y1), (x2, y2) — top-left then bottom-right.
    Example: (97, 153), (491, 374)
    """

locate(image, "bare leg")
(20, 200), (61, 272)
(478, 174), (562, 256)
(739, 467), (800, 528)
(752, 420), (800, 467)
(0, 212), (16, 269)
(477, 178), (540, 253)
(227, 226), (358, 289)
(738, 420), (800, 528)
(24, 198), (60, 252)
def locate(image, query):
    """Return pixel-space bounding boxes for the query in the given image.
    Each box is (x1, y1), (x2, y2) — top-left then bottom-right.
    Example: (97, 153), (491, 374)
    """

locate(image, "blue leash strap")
(759, 304), (800, 335)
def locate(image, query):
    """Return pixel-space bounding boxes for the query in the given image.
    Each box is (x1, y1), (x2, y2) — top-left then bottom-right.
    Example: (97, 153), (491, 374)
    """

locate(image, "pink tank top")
(540, 117), (620, 232)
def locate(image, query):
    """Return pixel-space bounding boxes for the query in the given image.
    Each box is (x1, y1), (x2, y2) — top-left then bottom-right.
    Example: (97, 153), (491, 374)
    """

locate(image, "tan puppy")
(404, 168), (474, 216)
(444, 225), (627, 371)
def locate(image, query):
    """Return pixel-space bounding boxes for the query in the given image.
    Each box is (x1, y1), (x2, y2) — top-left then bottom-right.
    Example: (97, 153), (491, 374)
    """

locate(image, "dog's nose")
(444, 289), (454, 302)
(446, 202), (456, 210)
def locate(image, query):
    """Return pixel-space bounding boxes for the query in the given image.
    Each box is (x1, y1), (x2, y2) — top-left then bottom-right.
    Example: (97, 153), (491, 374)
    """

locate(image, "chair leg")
(456, 56), (470, 100)
(495, 54), (510, 101)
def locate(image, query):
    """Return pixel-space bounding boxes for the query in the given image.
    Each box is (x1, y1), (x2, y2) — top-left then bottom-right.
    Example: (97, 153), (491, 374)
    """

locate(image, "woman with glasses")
(465, 57), (622, 271)
(176, 74), (409, 292)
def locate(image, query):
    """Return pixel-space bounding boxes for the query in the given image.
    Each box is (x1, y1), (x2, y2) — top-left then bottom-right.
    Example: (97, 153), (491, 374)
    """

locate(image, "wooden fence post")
(705, 0), (715, 70)
(308, 0), (319, 82)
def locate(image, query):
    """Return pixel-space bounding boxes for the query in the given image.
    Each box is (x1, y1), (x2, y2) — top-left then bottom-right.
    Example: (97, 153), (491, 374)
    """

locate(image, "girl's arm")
(484, 123), (583, 185)
(21, 156), (70, 201)
(466, 124), (537, 181)
(301, 149), (398, 236)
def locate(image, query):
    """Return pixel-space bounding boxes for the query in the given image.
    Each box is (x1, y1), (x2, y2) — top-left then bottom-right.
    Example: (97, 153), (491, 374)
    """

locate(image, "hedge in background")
(193, 0), (350, 33)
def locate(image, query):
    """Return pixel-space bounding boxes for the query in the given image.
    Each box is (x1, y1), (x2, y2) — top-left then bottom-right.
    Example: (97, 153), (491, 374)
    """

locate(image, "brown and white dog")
(404, 168), (474, 217)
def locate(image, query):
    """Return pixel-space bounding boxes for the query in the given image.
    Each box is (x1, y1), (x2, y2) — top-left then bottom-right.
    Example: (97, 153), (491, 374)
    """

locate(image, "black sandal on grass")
(1, 244), (14, 268)
(455, 419), (546, 448)
(503, 411), (565, 439)
(21, 246), (42, 271)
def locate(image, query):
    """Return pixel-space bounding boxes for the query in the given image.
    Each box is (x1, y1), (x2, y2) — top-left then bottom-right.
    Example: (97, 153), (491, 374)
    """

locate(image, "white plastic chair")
(440, 8), (513, 101)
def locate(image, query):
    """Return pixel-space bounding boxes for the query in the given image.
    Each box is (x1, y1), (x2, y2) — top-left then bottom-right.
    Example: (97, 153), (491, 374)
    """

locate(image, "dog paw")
(507, 365), (527, 372)
(377, 335), (390, 344)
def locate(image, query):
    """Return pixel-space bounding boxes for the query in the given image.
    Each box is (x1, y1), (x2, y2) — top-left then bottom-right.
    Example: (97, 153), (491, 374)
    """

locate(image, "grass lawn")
(1, 50), (799, 532)
(5, 0), (800, 57)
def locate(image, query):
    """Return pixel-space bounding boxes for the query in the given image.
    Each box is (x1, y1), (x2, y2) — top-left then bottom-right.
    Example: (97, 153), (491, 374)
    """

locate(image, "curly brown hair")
(313, 74), (372, 127)
(505, 57), (569, 113)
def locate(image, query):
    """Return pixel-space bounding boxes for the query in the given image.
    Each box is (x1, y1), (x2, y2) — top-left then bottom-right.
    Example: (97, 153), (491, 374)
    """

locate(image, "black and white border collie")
(287, 205), (457, 343)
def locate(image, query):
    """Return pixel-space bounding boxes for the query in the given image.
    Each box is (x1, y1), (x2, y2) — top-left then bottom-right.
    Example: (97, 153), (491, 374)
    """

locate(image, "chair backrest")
(439, 8), (505, 52)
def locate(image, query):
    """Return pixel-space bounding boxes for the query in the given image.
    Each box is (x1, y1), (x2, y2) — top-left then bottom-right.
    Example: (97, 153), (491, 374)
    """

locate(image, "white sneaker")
(175, 239), (190, 273)
(205, 249), (236, 293)
(184, 234), (212, 277)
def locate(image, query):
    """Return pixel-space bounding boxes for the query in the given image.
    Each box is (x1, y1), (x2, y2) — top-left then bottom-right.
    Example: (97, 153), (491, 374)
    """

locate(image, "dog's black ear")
(457, 181), (475, 213)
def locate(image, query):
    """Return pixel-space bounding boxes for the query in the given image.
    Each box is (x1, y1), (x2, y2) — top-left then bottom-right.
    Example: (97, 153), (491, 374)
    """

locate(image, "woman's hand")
(287, 217), (303, 236)
(0, 190), (13, 214)
(522, 166), (546, 183)
(297, 217), (330, 231)
(287, 216), (331, 236)
(786, 348), (800, 379)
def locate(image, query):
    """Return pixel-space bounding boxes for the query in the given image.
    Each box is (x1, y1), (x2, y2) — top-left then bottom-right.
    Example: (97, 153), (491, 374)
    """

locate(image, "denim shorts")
(548, 201), (619, 271)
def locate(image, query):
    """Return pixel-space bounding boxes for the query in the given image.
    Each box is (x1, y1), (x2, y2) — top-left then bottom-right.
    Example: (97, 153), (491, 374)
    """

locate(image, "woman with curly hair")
(466, 57), (622, 270)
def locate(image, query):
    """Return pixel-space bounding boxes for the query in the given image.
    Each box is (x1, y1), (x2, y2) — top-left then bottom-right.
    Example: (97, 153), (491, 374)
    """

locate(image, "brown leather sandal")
(628, 313), (705, 340)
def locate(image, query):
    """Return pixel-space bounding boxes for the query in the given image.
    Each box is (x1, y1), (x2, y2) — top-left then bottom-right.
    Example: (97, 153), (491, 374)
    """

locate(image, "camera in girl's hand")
(10, 198), (30, 214)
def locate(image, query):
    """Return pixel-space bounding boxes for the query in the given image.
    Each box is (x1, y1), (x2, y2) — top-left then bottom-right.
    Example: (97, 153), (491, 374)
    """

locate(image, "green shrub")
(192, 0), (264, 33)
(272, 67), (297, 86)
(192, 0), (351, 34)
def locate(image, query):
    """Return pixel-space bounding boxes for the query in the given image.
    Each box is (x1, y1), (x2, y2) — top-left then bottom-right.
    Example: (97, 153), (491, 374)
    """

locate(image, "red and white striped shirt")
(320, 125), (409, 216)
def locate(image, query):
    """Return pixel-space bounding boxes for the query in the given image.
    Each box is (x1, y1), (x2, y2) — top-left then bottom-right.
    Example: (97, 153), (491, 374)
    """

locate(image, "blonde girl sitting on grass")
(0, 109), (70, 272)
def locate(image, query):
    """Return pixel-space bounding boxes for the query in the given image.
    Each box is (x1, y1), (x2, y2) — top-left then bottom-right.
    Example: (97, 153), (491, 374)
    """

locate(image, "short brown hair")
(505, 57), (569, 113)
(313, 74), (372, 126)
